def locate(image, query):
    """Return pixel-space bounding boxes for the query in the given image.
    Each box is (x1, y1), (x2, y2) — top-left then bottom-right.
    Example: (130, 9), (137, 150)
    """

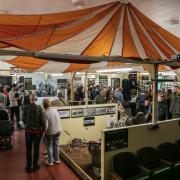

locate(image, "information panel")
(84, 117), (95, 126)
(105, 129), (128, 152)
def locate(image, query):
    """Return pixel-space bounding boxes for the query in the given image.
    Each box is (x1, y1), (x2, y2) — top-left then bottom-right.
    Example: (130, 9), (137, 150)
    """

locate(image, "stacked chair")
(175, 139), (180, 154)
(136, 147), (171, 180)
(112, 140), (180, 180)
(157, 142), (180, 180)
(112, 152), (149, 180)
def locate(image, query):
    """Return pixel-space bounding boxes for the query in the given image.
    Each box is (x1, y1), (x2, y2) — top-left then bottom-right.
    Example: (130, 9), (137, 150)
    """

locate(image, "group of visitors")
(136, 83), (180, 121)
(88, 85), (124, 105)
(0, 83), (62, 173)
(23, 94), (62, 172)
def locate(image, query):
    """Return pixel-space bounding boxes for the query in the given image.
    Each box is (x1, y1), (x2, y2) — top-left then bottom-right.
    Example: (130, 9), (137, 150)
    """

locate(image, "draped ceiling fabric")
(0, 1), (179, 73)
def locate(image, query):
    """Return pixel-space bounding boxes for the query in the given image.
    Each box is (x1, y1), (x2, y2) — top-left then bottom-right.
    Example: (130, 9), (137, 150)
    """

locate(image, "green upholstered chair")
(112, 152), (149, 180)
(158, 142), (180, 180)
(136, 147), (171, 180)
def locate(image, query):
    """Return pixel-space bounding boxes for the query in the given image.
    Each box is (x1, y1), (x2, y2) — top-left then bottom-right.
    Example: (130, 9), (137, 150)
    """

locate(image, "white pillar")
(84, 70), (88, 105)
(144, 64), (158, 124)
(70, 72), (76, 101)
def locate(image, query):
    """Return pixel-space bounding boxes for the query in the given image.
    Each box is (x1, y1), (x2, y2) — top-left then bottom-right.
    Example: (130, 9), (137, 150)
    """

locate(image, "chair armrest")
(160, 159), (173, 166)
(139, 165), (151, 173)
(111, 172), (124, 180)
(128, 173), (149, 180)
(152, 164), (171, 173)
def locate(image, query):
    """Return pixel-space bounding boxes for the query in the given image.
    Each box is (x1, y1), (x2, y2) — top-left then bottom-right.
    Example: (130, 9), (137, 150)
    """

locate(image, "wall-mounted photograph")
(58, 109), (70, 119)
(83, 108), (96, 117)
(96, 107), (106, 116)
(71, 108), (83, 118)
(106, 106), (116, 114)
(36, 79), (57, 97)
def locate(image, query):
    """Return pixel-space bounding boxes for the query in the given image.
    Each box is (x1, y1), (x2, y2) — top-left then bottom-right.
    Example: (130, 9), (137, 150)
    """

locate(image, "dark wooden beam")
(0, 49), (179, 67)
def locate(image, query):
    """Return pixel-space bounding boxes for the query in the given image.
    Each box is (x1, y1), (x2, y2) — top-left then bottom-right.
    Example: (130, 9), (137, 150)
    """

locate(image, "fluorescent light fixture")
(51, 73), (63, 76)
(96, 68), (132, 73)
(88, 75), (95, 78)
(140, 72), (149, 75)
(76, 72), (85, 75)
(159, 71), (176, 76)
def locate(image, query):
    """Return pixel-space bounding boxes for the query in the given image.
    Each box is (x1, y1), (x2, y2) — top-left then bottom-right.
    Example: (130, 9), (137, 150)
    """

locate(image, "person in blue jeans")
(43, 98), (62, 166)
(23, 94), (45, 173)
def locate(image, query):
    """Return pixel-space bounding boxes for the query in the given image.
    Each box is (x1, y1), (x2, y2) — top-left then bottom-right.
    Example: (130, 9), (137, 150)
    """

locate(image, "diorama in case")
(71, 108), (83, 118)
(58, 109), (70, 119)
(83, 108), (96, 117)
(106, 106), (116, 114)
(95, 107), (106, 116)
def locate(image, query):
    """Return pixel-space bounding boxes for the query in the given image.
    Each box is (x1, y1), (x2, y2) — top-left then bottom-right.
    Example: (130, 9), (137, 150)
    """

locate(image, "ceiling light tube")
(96, 68), (132, 73)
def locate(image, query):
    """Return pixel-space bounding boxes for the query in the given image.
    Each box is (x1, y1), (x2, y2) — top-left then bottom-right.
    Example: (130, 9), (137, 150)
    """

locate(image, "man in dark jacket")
(23, 94), (45, 173)
(157, 91), (168, 121)
(169, 83), (180, 119)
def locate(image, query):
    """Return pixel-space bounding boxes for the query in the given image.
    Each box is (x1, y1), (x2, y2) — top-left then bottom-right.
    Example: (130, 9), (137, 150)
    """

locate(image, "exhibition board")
(101, 119), (180, 180)
(55, 103), (118, 145)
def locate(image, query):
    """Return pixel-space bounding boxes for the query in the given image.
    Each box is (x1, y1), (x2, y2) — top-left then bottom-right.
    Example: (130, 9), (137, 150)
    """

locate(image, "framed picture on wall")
(95, 107), (106, 116)
(106, 106), (116, 114)
(71, 108), (83, 118)
(58, 109), (70, 119)
(83, 108), (96, 117)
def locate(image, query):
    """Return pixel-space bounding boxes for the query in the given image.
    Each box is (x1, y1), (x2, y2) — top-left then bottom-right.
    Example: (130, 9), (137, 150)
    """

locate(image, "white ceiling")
(0, 0), (179, 37)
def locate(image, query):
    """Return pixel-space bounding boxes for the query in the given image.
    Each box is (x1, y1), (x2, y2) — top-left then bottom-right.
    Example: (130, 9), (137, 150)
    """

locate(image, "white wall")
(55, 103), (118, 145)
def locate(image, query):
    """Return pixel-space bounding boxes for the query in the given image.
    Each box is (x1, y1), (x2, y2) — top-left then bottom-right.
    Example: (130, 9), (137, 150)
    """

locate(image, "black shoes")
(33, 164), (40, 172)
(25, 167), (33, 173)
(25, 164), (40, 173)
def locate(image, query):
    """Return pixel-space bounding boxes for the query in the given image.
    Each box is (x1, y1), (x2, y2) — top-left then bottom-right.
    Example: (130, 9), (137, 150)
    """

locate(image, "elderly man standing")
(170, 83), (180, 119)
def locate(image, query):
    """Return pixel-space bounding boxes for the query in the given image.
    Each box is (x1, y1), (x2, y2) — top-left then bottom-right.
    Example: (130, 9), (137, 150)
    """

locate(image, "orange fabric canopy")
(0, 1), (179, 73)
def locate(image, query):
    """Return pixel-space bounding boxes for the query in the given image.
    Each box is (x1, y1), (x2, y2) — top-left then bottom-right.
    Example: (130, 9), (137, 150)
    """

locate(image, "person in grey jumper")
(43, 98), (62, 166)
(170, 83), (180, 119)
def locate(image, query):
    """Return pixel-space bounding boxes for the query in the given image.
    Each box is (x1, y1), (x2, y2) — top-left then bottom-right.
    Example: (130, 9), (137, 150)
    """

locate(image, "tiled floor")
(0, 130), (80, 180)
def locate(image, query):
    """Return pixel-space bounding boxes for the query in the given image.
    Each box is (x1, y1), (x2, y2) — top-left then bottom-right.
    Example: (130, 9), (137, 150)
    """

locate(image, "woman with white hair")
(42, 98), (62, 166)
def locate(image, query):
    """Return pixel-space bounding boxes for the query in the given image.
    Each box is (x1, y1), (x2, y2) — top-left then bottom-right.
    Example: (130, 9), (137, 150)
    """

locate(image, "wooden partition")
(55, 103), (118, 145)
(101, 119), (180, 180)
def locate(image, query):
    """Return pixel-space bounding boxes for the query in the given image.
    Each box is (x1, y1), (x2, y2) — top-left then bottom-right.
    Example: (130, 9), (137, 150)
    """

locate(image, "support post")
(152, 64), (159, 124)
(84, 70), (88, 105)
(70, 72), (76, 101)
